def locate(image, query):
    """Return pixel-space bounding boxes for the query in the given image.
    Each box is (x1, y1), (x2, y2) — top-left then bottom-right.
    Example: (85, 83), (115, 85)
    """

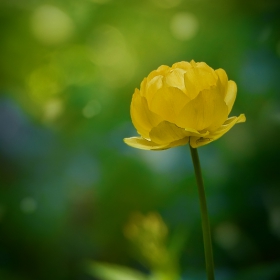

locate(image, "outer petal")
(184, 62), (218, 99)
(123, 136), (189, 150)
(131, 89), (163, 139)
(224, 81), (237, 114)
(176, 89), (228, 131)
(215, 68), (228, 99)
(190, 114), (246, 148)
(144, 75), (164, 102)
(124, 137), (171, 150)
(149, 85), (190, 123)
(149, 121), (189, 144)
(139, 77), (147, 97)
(168, 137), (189, 148)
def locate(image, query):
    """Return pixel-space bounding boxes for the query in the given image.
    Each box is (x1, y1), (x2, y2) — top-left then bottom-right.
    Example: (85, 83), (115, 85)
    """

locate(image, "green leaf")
(85, 261), (149, 280)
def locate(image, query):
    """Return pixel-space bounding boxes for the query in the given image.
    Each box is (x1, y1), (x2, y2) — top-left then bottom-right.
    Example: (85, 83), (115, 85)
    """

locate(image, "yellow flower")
(124, 60), (246, 150)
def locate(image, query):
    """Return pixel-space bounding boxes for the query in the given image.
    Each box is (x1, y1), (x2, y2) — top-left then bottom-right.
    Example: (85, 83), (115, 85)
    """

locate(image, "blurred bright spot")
(151, 0), (182, 9)
(44, 98), (64, 122)
(20, 197), (37, 214)
(82, 99), (102, 118)
(28, 65), (64, 104)
(89, 25), (137, 88)
(170, 12), (199, 41)
(214, 222), (241, 250)
(31, 5), (75, 45)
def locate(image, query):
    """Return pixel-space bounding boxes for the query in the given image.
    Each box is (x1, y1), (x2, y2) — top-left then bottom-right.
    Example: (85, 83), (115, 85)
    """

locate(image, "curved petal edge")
(124, 136), (189, 151)
(190, 114), (246, 148)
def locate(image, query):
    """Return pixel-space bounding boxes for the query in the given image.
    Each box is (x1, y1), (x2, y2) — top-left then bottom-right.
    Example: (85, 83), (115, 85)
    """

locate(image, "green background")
(0, 0), (280, 279)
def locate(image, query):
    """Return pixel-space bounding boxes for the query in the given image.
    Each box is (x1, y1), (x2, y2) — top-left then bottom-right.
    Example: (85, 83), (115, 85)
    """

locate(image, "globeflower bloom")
(124, 60), (245, 150)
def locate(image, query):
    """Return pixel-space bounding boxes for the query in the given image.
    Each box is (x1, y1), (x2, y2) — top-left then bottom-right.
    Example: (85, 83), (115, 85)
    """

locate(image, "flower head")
(124, 60), (245, 150)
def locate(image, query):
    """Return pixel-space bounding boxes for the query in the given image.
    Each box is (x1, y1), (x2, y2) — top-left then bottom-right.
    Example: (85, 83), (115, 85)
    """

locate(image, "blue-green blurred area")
(0, 0), (280, 279)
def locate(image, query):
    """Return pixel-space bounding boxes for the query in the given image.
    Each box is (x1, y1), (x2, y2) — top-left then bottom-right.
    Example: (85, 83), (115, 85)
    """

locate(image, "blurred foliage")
(87, 262), (148, 280)
(0, 0), (280, 279)
(87, 212), (184, 280)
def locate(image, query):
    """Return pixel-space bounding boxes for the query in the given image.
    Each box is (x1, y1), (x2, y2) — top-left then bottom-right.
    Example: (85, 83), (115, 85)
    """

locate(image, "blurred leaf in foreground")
(86, 261), (148, 280)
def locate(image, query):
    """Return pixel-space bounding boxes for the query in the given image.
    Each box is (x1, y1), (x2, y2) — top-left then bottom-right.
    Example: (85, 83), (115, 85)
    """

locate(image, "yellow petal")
(168, 137), (190, 148)
(189, 137), (213, 148)
(235, 113), (246, 123)
(149, 121), (188, 144)
(215, 68), (228, 99)
(190, 113), (246, 148)
(131, 89), (163, 139)
(146, 75), (164, 101)
(139, 77), (147, 97)
(224, 81), (237, 114)
(190, 60), (196, 67)
(140, 65), (169, 99)
(184, 128), (210, 137)
(176, 89), (228, 131)
(146, 65), (169, 83)
(172, 61), (192, 71)
(124, 136), (189, 150)
(165, 68), (187, 93)
(124, 137), (170, 150)
(149, 85), (190, 123)
(184, 62), (218, 99)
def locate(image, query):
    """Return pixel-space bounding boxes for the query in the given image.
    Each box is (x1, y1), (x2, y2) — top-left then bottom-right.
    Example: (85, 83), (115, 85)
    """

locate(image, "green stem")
(189, 145), (215, 280)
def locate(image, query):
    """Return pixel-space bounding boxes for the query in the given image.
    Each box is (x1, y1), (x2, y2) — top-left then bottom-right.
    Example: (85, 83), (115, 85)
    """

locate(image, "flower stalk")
(189, 145), (215, 280)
